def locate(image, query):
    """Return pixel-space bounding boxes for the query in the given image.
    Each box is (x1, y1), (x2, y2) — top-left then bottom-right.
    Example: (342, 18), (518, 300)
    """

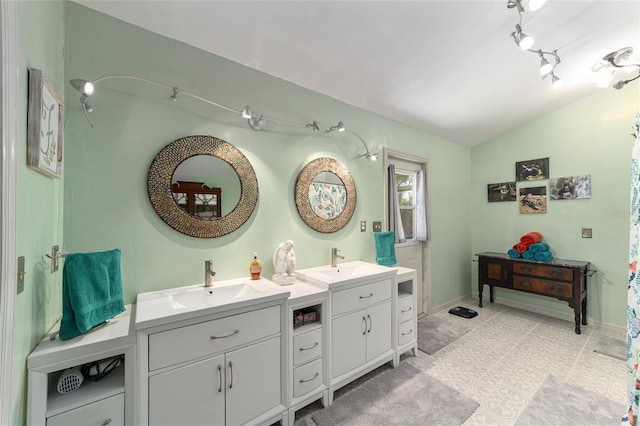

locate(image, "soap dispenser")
(249, 252), (262, 280)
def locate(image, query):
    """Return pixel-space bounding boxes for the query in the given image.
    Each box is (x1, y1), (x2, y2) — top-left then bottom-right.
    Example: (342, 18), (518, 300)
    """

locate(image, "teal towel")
(534, 251), (554, 262)
(507, 249), (521, 259)
(522, 250), (535, 260)
(374, 231), (397, 266)
(529, 243), (550, 253)
(60, 249), (125, 339)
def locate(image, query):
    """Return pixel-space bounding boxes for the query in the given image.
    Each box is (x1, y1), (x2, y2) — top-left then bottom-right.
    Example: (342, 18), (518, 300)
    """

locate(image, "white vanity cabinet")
(27, 305), (136, 426)
(286, 281), (328, 424)
(394, 267), (418, 364)
(136, 292), (289, 426)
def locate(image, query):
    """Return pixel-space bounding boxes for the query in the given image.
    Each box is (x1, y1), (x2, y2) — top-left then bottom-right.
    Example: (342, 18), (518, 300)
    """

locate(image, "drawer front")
(398, 297), (414, 324)
(293, 327), (323, 366)
(47, 393), (124, 426)
(398, 320), (415, 346)
(332, 279), (392, 316)
(513, 276), (573, 298)
(513, 263), (573, 281)
(293, 358), (323, 398)
(149, 305), (280, 371)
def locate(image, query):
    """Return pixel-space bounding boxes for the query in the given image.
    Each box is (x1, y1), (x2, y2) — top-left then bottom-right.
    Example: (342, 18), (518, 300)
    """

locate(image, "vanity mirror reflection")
(147, 135), (258, 238)
(295, 157), (356, 233)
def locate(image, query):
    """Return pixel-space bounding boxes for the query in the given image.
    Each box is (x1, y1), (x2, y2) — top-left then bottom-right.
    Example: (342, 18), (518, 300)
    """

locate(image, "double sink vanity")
(27, 260), (418, 426)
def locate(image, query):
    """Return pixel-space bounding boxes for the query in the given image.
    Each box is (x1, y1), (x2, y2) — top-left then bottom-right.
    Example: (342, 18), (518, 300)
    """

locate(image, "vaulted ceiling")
(75, 1), (640, 147)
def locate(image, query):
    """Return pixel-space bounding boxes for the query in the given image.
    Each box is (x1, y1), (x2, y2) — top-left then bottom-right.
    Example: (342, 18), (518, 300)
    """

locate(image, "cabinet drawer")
(47, 393), (124, 426)
(332, 279), (392, 316)
(513, 263), (573, 281)
(293, 358), (323, 398)
(398, 296), (414, 324)
(149, 305), (280, 371)
(513, 276), (572, 298)
(293, 327), (323, 366)
(398, 320), (415, 346)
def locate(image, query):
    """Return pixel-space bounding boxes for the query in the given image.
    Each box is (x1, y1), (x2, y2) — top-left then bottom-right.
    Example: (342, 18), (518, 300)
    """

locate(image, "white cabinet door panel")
(332, 311), (366, 378)
(366, 301), (392, 362)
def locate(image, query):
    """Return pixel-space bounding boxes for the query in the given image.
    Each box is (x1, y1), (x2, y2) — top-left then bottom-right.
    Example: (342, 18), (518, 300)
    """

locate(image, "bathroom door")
(385, 151), (431, 315)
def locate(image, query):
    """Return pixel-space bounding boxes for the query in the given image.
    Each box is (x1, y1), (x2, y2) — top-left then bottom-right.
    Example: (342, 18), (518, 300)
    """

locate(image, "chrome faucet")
(205, 260), (216, 287)
(331, 248), (345, 267)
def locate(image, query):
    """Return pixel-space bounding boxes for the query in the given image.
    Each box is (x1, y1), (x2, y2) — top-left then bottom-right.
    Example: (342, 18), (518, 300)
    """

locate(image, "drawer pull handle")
(217, 365), (222, 392)
(102, 420), (112, 426)
(550, 286), (562, 293)
(401, 329), (413, 336)
(299, 342), (319, 351)
(210, 330), (239, 340)
(359, 293), (374, 299)
(520, 281), (532, 287)
(228, 361), (234, 389)
(300, 372), (319, 383)
(550, 270), (561, 277)
(362, 316), (367, 335)
(521, 266), (531, 272)
(401, 307), (412, 313)
(367, 314), (372, 333)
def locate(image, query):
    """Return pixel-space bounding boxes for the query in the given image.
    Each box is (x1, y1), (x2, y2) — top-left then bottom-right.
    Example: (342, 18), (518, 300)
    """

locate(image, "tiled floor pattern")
(295, 298), (627, 425)
(406, 298), (627, 425)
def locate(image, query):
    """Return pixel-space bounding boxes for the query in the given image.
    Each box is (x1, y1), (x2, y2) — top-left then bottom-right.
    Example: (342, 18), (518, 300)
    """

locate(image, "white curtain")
(416, 169), (430, 241)
(388, 164), (406, 243)
(623, 111), (640, 426)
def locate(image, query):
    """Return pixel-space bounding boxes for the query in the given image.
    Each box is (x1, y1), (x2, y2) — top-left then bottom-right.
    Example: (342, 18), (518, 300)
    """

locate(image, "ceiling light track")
(506, 0), (563, 88)
(69, 74), (378, 160)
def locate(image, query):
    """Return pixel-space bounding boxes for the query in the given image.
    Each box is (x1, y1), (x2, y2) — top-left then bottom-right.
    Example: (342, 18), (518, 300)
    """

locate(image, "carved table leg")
(581, 296), (587, 326)
(489, 285), (494, 303)
(574, 311), (581, 334)
(479, 284), (483, 307)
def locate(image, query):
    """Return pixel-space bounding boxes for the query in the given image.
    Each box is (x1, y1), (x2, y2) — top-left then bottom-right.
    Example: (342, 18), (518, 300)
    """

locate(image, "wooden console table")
(476, 252), (589, 334)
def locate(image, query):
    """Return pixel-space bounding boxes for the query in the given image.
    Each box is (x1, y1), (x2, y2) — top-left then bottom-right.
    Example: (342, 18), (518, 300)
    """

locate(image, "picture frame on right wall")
(549, 175), (592, 200)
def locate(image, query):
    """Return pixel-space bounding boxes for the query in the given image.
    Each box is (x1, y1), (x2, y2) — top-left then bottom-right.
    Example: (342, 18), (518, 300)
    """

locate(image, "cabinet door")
(149, 355), (225, 426)
(225, 337), (281, 426)
(366, 301), (392, 362)
(332, 310), (366, 378)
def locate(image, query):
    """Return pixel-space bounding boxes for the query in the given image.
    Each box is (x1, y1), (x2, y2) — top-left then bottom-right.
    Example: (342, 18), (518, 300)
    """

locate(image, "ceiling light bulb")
(519, 33), (534, 50)
(240, 105), (253, 119)
(337, 121), (345, 132)
(528, 0), (546, 11)
(539, 57), (553, 76)
(551, 74), (564, 89)
(595, 68), (615, 88)
(70, 79), (95, 97)
(369, 153), (379, 161)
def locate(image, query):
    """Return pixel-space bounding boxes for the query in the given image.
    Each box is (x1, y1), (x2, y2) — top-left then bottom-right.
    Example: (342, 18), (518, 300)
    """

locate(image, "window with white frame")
(395, 168), (417, 241)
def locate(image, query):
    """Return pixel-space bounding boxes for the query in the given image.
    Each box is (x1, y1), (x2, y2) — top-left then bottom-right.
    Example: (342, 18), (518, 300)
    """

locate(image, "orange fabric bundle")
(513, 243), (529, 253)
(520, 232), (542, 246)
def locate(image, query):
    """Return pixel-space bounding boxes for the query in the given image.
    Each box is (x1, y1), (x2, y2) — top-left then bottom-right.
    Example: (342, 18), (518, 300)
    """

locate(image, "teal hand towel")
(522, 250), (535, 260)
(60, 249), (125, 339)
(529, 243), (550, 253)
(534, 251), (554, 262)
(374, 231), (397, 266)
(507, 249), (521, 259)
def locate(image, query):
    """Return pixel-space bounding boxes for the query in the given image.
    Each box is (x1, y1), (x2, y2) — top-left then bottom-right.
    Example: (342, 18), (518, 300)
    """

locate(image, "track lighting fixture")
(592, 47), (640, 90)
(507, 0), (546, 14)
(512, 24), (534, 50)
(550, 73), (564, 89)
(69, 74), (378, 159)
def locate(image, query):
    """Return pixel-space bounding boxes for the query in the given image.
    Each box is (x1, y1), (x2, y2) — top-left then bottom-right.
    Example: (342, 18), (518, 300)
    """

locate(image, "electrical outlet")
(582, 228), (592, 238)
(360, 220), (366, 232)
(372, 221), (382, 232)
(17, 256), (25, 294)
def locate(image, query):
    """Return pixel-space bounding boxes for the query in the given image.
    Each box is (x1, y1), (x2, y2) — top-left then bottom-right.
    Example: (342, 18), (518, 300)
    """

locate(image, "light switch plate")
(17, 256), (25, 294)
(582, 228), (592, 238)
(372, 221), (382, 232)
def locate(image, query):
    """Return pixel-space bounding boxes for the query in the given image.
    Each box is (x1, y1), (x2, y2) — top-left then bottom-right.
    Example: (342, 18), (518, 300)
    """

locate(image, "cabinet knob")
(299, 342), (319, 351)
(299, 372), (319, 383)
(521, 281), (532, 287)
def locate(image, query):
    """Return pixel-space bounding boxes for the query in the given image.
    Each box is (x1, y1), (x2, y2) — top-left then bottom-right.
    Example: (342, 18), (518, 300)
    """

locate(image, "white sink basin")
(170, 284), (263, 308)
(135, 278), (290, 329)
(297, 261), (396, 287)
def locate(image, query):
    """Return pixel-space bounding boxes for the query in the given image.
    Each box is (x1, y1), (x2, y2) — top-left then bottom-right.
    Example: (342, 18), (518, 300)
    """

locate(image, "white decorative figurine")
(272, 240), (296, 285)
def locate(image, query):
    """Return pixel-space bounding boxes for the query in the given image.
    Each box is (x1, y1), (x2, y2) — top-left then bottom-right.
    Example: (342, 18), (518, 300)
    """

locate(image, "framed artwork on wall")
(549, 175), (591, 200)
(519, 186), (547, 214)
(27, 68), (64, 178)
(487, 181), (516, 202)
(516, 157), (549, 181)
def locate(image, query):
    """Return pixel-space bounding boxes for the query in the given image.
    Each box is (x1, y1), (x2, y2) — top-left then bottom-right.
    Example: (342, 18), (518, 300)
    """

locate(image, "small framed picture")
(519, 186), (547, 214)
(27, 68), (64, 178)
(549, 175), (591, 200)
(516, 157), (549, 182)
(487, 181), (516, 202)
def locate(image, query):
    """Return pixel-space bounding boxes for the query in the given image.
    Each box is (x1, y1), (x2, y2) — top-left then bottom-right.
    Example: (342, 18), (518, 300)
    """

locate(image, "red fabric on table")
(513, 243), (529, 253)
(520, 232), (542, 246)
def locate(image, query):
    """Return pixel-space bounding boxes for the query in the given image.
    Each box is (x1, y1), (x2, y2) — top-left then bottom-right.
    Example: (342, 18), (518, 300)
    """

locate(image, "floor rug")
(514, 375), (624, 426)
(417, 315), (470, 355)
(593, 334), (626, 361)
(312, 362), (479, 426)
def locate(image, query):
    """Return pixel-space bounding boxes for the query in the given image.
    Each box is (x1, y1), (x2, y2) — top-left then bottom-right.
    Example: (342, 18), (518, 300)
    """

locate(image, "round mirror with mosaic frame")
(295, 157), (356, 233)
(147, 135), (258, 238)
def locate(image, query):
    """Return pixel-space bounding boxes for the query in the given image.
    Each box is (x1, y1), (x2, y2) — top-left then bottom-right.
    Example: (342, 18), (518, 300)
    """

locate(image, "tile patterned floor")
(294, 297), (627, 425)
(405, 298), (627, 425)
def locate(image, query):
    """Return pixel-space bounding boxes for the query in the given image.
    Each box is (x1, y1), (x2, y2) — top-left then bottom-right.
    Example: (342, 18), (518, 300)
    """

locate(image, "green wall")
(63, 2), (472, 307)
(471, 86), (640, 327)
(14, 2), (65, 425)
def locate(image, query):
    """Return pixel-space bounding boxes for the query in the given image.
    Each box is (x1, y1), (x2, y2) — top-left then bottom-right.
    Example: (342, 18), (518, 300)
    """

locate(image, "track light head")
(528, 0), (546, 11)
(240, 105), (253, 119)
(551, 73), (564, 89)
(247, 115), (265, 131)
(70, 79), (95, 97)
(171, 87), (180, 102)
(512, 24), (534, 50)
(506, 0), (525, 14)
(325, 121), (346, 134)
(306, 121), (321, 132)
